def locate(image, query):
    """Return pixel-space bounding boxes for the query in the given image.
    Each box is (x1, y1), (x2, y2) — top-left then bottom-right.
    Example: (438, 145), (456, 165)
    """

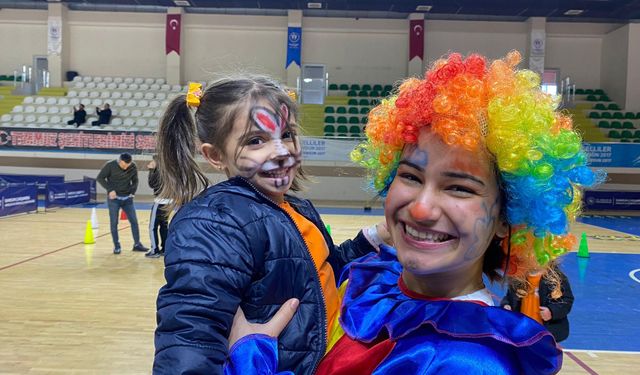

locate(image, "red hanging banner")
(166, 14), (181, 55)
(409, 19), (424, 61)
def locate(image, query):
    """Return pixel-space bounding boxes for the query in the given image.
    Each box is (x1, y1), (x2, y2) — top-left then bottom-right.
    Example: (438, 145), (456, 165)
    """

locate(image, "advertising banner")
(0, 184), (38, 217)
(584, 190), (640, 210)
(286, 27), (302, 68)
(46, 181), (91, 208)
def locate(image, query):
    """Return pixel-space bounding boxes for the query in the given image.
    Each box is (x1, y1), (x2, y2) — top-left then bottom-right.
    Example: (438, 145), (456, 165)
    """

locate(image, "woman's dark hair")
(157, 75), (304, 209)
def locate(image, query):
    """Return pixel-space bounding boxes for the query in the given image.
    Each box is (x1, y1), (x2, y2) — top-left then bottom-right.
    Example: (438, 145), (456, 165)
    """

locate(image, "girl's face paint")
(221, 102), (301, 203)
(384, 128), (508, 294)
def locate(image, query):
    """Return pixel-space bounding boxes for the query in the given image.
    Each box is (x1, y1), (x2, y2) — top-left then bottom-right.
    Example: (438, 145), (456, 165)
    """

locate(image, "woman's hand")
(228, 298), (299, 349)
(539, 306), (552, 321)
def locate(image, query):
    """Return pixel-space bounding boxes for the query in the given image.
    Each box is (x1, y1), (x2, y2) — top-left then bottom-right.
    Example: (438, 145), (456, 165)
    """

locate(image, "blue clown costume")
(224, 245), (562, 375)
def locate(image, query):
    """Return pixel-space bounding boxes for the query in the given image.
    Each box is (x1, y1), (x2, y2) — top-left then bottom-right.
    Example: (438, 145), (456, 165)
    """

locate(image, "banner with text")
(0, 174), (64, 192)
(286, 27), (302, 68)
(583, 143), (640, 168)
(46, 181), (92, 209)
(0, 184), (38, 217)
(584, 190), (640, 210)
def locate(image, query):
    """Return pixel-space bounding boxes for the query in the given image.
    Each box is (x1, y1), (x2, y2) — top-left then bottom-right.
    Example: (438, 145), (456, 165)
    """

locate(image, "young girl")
(152, 77), (386, 374)
(223, 52), (601, 374)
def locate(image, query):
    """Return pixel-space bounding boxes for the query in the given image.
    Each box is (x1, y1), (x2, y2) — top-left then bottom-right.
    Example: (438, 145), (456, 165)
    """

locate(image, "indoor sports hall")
(1, 1), (639, 374)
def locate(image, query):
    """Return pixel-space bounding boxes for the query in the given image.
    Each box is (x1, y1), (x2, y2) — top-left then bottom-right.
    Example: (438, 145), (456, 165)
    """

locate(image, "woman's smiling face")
(385, 128), (508, 281)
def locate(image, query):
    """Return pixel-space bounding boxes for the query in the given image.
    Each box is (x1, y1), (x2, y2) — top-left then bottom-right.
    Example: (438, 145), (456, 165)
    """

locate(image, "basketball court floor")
(0, 204), (638, 374)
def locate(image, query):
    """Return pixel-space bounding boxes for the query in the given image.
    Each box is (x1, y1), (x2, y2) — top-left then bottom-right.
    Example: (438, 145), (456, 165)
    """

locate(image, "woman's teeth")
(263, 168), (288, 178)
(405, 224), (450, 242)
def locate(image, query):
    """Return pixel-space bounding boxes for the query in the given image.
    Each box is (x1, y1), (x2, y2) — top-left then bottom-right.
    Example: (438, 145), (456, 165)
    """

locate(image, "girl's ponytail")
(157, 94), (209, 210)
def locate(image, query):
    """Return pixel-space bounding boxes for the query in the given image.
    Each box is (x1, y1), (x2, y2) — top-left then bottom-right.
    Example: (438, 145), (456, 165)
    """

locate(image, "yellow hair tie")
(186, 82), (203, 108)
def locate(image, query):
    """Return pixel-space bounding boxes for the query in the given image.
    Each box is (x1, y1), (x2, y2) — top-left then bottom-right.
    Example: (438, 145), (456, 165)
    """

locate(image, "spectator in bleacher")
(67, 104), (86, 127)
(92, 103), (112, 126)
(96, 152), (149, 254)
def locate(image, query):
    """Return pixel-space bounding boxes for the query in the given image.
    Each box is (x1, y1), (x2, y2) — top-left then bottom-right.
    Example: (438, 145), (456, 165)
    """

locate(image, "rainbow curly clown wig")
(351, 51), (601, 276)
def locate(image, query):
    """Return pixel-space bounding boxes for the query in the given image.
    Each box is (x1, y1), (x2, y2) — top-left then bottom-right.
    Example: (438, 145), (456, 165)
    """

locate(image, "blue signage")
(0, 184), (37, 217)
(583, 143), (640, 168)
(286, 26), (302, 68)
(46, 181), (92, 208)
(584, 190), (640, 210)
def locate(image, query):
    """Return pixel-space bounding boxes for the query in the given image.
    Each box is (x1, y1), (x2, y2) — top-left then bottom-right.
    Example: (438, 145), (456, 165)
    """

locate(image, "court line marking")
(565, 349), (640, 355)
(565, 351), (599, 375)
(630, 268), (640, 284)
(0, 226), (129, 272)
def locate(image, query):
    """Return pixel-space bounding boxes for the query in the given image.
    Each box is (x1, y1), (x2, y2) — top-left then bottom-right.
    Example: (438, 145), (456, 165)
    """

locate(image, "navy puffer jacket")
(153, 177), (375, 374)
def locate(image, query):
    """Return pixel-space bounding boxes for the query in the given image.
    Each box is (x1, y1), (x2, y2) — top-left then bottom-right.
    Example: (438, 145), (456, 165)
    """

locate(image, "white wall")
(601, 24), (629, 108)
(0, 9), (47, 75)
(67, 11), (166, 78)
(183, 14), (287, 82)
(424, 20), (528, 65)
(303, 17), (407, 85)
(625, 24), (640, 111)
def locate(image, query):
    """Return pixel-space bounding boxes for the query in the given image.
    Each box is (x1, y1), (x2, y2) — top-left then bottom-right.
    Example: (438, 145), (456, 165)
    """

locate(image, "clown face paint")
(384, 128), (508, 297)
(221, 102), (301, 203)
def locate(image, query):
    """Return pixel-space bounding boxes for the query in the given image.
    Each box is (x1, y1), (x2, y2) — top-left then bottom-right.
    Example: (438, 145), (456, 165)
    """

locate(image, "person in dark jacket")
(501, 263), (575, 342)
(152, 78), (386, 375)
(67, 104), (86, 127)
(145, 155), (170, 258)
(92, 103), (112, 126)
(96, 153), (149, 254)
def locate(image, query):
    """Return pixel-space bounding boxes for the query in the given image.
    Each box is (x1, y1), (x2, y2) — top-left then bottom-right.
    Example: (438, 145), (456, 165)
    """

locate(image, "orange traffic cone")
(120, 210), (127, 221)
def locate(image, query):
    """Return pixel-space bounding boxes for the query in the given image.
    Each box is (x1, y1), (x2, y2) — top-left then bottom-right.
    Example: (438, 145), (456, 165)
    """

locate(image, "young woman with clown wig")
(222, 51), (601, 375)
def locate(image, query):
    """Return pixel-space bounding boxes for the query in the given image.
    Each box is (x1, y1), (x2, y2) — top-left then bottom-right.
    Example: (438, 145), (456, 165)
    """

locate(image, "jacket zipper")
(237, 177), (328, 372)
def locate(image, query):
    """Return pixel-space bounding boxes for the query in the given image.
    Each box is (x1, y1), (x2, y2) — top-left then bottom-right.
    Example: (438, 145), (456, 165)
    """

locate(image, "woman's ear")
(495, 217), (509, 239)
(200, 143), (225, 171)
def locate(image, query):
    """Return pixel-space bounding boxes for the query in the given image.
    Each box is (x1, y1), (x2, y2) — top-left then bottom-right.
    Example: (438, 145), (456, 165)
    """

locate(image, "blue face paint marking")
(407, 145), (429, 170)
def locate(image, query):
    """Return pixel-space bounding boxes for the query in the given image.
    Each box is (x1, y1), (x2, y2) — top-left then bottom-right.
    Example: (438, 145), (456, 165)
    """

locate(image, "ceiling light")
(564, 9), (583, 15)
(307, 2), (322, 9)
(416, 5), (432, 12)
(173, 0), (191, 6)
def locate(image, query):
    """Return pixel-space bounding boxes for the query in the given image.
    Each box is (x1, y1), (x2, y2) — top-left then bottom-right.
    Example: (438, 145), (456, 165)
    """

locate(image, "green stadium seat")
(621, 138), (631, 142)
(362, 84), (372, 91)
(634, 139), (640, 143)
(349, 125), (361, 134)
(588, 112), (600, 119)
(360, 107), (370, 115)
(625, 112), (635, 119)
(339, 84), (349, 91)
(350, 84), (361, 91)
(324, 125), (335, 133)
(336, 106), (347, 114)
(594, 89), (605, 95)
(611, 121), (622, 129)
(370, 98), (380, 106)
(608, 130), (621, 138)
(369, 90), (380, 97)
(601, 112), (612, 119)
(637, 112), (640, 119)
(372, 84), (383, 91)
(381, 90), (391, 97)
(598, 121), (610, 128)
(634, 130), (640, 138)
(575, 88), (585, 95)
(608, 103), (620, 110)
(324, 116), (335, 123)
(337, 116), (348, 124)
(348, 107), (359, 114)
(347, 90), (357, 97)
(585, 89), (595, 95)
(613, 112), (624, 119)
(358, 90), (368, 97)
(361, 117), (368, 124)
(383, 85), (393, 92)
(324, 106), (335, 113)
(594, 103), (607, 110)
(348, 99), (358, 106)
(349, 117), (360, 124)
(586, 95), (597, 101)
(623, 121), (635, 129)
(599, 96), (610, 102)
(358, 99), (369, 106)
(329, 84), (338, 90)
(337, 125), (348, 134)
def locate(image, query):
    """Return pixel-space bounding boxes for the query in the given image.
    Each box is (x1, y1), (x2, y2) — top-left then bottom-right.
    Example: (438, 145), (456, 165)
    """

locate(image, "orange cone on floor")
(120, 210), (127, 221)
(84, 220), (95, 244)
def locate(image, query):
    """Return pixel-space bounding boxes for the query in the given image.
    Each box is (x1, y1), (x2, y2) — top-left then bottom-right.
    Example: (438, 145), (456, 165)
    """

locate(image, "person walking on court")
(145, 155), (170, 258)
(67, 104), (86, 127)
(97, 153), (149, 254)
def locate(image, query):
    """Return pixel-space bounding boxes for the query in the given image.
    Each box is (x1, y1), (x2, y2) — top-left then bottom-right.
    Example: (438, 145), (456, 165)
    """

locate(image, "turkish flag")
(409, 19), (424, 61)
(166, 14), (181, 55)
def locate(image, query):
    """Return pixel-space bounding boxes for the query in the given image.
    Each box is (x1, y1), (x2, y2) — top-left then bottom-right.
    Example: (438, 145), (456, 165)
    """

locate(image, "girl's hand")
(503, 304), (512, 311)
(228, 298), (299, 349)
(539, 306), (552, 321)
